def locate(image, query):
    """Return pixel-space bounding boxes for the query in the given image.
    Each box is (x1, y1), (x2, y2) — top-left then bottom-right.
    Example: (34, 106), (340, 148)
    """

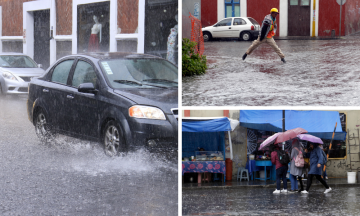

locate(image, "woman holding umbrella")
(289, 139), (305, 192)
(301, 143), (332, 194)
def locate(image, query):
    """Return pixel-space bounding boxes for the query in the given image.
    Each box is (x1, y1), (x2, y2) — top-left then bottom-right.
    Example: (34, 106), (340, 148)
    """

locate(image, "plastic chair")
(213, 173), (221, 181)
(237, 167), (245, 181)
(239, 168), (249, 181)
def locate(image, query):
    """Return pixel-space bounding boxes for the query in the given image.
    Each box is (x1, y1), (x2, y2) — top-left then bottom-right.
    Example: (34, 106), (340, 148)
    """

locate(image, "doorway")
(288, 0), (310, 36)
(34, 10), (50, 69)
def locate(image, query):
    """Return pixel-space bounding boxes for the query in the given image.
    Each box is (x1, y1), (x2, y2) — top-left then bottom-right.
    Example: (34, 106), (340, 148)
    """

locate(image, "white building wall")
(217, 0), (225, 22)
(279, 0), (288, 36)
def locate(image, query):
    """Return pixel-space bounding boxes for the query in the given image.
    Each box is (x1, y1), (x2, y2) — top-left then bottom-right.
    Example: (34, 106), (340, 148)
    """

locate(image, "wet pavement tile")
(182, 186), (360, 215)
(182, 36), (360, 106)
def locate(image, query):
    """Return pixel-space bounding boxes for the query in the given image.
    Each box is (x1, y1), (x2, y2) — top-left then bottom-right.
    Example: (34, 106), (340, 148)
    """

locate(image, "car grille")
(18, 87), (28, 92)
(171, 108), (178, 121)
(20, 76), (32, 82)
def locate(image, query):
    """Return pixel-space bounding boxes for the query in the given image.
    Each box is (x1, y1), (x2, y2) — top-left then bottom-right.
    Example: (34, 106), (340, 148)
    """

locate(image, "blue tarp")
(240, 110), (346, 140)
(182, 117), (231, 132)
(182, 118), (229, 158)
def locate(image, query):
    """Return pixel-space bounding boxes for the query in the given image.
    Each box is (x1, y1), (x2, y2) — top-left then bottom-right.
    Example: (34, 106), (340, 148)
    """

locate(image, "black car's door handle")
(67, 95), (74, 99)
(43, 89), (49, 93)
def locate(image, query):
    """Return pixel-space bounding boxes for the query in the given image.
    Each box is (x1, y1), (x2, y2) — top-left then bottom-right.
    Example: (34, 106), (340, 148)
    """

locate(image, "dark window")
(225, 0), (240, 17)
(72, 61), (97, 88)
(290, 0), (298, 5)
(77, 2), (110, 52)
(2, 41), (23, 53)
(322, 113), (346, 159)
(216, 18), (232, 26)
(300, 0), (310, 6)
(51, 60), (74, 84)
(248, 17), (260, 25)
(56, 41), (72, 60)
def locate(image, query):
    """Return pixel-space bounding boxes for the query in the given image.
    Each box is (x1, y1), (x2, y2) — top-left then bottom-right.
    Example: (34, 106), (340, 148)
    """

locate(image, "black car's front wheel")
(34, 110), (55, 143)
(103, 120), (126, 157)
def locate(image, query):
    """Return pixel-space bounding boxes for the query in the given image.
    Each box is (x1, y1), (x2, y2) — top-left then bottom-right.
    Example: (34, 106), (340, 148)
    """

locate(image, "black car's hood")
(114, 88), (178, 114)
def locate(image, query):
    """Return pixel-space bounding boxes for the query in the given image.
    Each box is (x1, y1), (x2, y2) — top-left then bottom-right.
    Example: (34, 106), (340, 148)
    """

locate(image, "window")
(216, 18), (232, 27)
(322, 113), (346, 159)
(290, 0), (298, 5)
(233, 18), (246, 25)
(72, 61), (97, 88)
(51, 60), (74, 85)
(225, 0), (240, 18)
(300, 0), (310, 6)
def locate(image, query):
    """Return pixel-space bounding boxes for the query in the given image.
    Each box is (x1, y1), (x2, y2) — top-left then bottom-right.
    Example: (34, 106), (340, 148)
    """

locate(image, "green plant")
(182, 38), (207, 76)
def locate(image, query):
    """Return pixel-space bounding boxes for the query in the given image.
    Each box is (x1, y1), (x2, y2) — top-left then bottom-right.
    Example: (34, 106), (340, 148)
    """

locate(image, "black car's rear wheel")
(103, 120), (126, 157)
(34, 110), (55, 143)
(241, 32), (252, 41)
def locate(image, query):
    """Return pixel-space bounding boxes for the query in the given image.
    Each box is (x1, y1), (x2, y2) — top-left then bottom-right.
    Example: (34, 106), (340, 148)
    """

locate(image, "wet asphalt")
(0, 95), (177, 215)
(182, 186), (360, 215)
(182, 35), (360, 106)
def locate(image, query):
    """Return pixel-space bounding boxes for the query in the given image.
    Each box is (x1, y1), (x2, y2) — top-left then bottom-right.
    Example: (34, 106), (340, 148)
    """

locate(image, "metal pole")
(228, 131), (233, 160)
(282, 110), (285, 150)
(339, 0), (342, 36)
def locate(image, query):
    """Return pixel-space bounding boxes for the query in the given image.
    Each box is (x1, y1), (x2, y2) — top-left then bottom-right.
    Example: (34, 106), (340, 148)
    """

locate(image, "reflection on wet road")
(0, 95), (177, 215)
(182, 36), (360, 106)
(183, 187), (360, 215)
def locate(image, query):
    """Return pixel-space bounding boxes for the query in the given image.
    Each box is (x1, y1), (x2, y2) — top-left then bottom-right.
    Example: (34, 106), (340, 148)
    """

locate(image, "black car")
(27, 52), (178, 156)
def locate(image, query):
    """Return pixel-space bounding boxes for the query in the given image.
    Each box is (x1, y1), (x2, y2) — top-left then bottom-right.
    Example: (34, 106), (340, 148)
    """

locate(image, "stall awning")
(240, 110), (346, 140)
(182, 117), (238, 132)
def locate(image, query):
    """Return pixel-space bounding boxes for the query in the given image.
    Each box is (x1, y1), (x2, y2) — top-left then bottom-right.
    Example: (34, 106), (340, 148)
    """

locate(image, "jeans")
(276, 166), (288, 190)
(306, 174), (329, 191)
(290, 174), (298, 190)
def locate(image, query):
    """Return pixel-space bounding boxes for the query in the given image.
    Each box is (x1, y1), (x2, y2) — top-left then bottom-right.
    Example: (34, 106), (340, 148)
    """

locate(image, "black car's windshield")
(99, 58), (178, 89)
(0, 55), (37, 68)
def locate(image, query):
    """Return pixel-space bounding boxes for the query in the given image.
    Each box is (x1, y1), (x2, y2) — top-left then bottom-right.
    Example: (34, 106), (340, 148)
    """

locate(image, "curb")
(182, 182), (360, 190)
(273, 37), (344, 40)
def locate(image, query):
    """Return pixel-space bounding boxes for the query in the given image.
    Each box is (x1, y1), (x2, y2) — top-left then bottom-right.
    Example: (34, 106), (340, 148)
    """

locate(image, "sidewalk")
(182, 177), (360, 190)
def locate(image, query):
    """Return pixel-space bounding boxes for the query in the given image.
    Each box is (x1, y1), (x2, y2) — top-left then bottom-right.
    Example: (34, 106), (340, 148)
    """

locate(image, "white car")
(0, 53), (45, 96)
(202, 17), (261, 42)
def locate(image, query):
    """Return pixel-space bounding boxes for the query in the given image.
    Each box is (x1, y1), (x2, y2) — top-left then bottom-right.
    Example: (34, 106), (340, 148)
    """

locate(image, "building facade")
(0, 0), (178, 69)
(183, 0), (360, 37)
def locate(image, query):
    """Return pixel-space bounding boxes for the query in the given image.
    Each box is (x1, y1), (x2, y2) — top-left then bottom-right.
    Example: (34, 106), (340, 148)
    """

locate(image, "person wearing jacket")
(270, 145), (288, 194)
(242, 8), (286, 63)
(289, 139), (305, 192)
(301, 143), (332, 194)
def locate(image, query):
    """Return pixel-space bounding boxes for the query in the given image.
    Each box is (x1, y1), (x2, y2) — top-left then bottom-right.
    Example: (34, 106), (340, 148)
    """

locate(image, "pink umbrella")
(274, 128), (308, 144)
(259, 133), (281, 150)
(297, 134), (323, 144)
(259, 128), (308, 150)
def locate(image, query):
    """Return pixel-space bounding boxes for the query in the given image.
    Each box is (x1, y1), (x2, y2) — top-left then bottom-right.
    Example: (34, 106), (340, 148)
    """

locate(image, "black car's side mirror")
(78, 82), (98, 94)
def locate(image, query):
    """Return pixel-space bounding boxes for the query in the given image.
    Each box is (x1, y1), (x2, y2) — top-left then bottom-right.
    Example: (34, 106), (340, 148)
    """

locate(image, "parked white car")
(0, 53), (45, 96)
(202, 17), (261, 42)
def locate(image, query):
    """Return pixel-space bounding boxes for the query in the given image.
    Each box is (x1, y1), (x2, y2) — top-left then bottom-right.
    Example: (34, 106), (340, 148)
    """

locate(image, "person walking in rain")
(242, 8), (286, 63)
(289, 139), (305, 193)
(270, 145), (288, 194)
(301, 143), (332, 194)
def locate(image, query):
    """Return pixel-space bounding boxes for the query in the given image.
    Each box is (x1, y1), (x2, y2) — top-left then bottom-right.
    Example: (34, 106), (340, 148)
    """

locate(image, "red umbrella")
(274, 127), (308, 144)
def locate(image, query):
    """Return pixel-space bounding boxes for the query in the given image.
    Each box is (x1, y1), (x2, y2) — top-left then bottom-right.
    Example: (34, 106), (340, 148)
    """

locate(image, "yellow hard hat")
(270, 8), (279, 13)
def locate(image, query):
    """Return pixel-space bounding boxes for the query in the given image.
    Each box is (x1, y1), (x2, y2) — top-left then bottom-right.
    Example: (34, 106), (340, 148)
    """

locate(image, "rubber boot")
(242, 53), (247, 61)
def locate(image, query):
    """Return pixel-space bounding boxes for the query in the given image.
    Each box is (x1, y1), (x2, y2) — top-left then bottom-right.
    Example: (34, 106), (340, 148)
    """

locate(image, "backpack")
(276, 150), (290, 165)
(321, 149), (328, 165)
(293, 147), (304, 168)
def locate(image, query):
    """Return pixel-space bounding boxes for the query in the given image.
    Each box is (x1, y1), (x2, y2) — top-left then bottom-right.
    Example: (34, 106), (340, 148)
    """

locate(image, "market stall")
(182, 117), (239, 183)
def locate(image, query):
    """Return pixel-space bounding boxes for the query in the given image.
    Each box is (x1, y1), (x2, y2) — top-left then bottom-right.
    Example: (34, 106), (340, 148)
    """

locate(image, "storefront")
(182, 117), (239, 183)
(0, 0), (178, 70)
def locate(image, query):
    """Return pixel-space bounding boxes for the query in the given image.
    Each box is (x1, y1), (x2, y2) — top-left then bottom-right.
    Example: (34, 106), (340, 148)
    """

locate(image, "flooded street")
(182, 186), (360, 215)
(182, 35), (360, 106)
(0, 96), (177, 215)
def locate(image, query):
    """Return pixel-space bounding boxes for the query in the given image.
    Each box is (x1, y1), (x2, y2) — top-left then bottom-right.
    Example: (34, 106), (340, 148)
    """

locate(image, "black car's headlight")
(129, 105), (166, 120)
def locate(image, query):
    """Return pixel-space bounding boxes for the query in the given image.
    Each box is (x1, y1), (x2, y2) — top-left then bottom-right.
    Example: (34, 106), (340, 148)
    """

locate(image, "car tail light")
(251, 25), (255, 30)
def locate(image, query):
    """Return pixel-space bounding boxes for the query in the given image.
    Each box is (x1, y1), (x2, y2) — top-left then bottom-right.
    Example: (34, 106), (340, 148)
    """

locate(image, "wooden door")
(288, 0), (311, 36)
